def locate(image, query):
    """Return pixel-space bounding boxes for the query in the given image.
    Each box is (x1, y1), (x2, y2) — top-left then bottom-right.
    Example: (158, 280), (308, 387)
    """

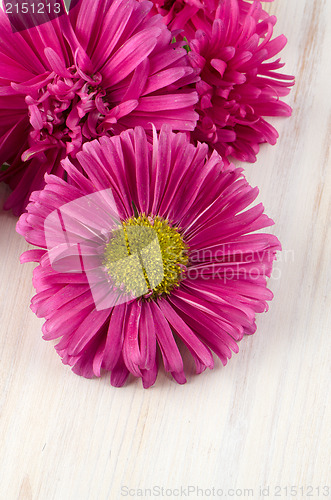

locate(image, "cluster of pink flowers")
(1, 0), (293, 387)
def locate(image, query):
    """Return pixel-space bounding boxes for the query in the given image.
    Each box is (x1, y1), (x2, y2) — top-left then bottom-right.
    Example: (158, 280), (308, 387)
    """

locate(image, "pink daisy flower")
(0, 0), (199, 215)
(149, 0), (275, 35)
(152, 0), (294, 162)
(17, 126), (281, 388)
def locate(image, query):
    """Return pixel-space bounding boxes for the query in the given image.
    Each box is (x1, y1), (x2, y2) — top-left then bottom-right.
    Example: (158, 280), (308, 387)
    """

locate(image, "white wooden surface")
(0, 1), (330, 499)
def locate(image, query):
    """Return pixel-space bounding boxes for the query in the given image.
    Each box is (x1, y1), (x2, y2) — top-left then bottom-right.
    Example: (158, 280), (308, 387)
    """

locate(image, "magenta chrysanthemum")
(0, 0), (199, 214)
(152, 0), (294, 162)
(17, 126), (281, 387)
(150, 0), (275, 33)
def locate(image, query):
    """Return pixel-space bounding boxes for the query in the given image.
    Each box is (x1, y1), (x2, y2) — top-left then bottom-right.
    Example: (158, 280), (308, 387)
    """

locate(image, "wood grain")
(0, 1), (330, 499)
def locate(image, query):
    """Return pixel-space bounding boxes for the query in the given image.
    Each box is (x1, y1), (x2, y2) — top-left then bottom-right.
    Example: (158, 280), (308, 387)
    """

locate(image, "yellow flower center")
(103, 215), (189, 300)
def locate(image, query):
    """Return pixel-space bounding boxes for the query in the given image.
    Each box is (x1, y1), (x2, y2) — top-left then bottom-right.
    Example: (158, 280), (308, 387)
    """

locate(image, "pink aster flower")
(0, 0), (199, 215)
(149, 0), (275, 35)
(152, 0), (294, 162)
(17, 126), (280, 388)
